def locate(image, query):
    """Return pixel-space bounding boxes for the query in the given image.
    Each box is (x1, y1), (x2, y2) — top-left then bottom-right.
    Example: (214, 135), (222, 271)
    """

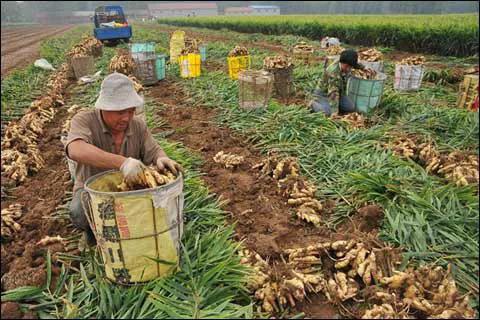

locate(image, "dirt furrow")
(1, 27), (58, 41)
(1, 27), (60, 46)
(1, 26), (72, 78)
(1, 30), (36, 42)
(147, 79), (383, 318)
(1, 86), (77, 293)
(0, 28), (33, 38)
(1, 26), (72, 56)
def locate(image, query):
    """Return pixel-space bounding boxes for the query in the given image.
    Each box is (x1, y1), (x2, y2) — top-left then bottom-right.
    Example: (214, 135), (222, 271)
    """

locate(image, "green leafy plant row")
(1, 33), (254, 318)
(173, 36), (479, 302)
(159, 14), (479, 57)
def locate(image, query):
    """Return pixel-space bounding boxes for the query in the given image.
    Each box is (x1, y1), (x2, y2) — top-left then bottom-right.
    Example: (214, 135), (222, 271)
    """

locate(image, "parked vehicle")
(93, 5), (132, 44)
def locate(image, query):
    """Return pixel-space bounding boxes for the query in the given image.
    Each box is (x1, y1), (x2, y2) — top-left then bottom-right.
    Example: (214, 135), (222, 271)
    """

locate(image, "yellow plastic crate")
(227, 56), (251, 80)
(178, 54), (201, 78)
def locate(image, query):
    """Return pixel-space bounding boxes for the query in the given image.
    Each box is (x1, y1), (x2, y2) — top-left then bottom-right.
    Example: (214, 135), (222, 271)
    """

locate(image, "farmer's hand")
(156, 157), (183, 175)
(120, 157), (146, 184)
(328, 91), (338, 102)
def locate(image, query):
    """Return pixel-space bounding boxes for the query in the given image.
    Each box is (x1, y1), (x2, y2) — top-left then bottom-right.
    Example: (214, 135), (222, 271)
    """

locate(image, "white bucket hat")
(94, 72), (144, 111)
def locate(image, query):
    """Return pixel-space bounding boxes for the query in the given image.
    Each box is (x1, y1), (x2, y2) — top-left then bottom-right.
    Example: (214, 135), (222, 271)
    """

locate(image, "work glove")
(120, 157), (147, 185)
(156, 157), (183, 175)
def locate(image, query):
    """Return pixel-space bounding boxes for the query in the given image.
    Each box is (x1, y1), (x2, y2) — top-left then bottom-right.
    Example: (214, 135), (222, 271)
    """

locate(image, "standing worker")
(65, 73), (182, 246)
(310, 49), (366, 116)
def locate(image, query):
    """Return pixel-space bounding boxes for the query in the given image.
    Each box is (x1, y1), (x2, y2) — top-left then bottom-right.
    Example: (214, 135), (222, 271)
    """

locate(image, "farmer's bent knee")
(69, 188), (89, 231)
(339, 95), (356, 114)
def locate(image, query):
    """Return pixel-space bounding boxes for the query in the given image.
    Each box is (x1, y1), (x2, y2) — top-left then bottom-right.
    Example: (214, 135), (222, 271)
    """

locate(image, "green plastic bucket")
(156, 55), (166, 81)
(346, 72), (387, 114)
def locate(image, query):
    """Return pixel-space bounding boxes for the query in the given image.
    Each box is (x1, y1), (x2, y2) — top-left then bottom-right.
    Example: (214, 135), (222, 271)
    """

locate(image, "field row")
(160, 14), (479, 57)
(1, 22), (478, 319)
(134, 23), (479, 304)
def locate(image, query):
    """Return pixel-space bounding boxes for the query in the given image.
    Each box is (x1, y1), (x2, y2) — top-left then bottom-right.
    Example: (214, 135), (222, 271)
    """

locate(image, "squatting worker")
(65, 72), (182, 245)
(310, 49), (366, 116)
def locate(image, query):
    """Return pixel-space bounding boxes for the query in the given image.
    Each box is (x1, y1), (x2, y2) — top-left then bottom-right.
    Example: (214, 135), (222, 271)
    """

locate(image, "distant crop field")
(160, 14), (479, 56)
(1, 22), (41, 26)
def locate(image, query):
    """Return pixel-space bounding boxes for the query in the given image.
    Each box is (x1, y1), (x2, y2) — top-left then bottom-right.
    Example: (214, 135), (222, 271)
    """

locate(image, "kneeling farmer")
(65, 73), (182, 245)
(311, 49), (365, 116)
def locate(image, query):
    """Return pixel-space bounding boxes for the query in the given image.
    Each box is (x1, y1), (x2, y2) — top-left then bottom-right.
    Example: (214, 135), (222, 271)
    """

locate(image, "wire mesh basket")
(265, 65), (294, 99)
(66, 58), (76, 79)
(238, 70), (274, 110)
(133, 55), (158, 86)
(293, 48), (313, 64)
(71, 56), (95, 79)
(394, 64), (425, 91)
(359, 60), (385, 73)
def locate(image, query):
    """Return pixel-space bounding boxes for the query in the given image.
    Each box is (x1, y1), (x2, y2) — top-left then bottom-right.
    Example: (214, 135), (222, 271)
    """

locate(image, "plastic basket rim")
(131, 42), (155, 47)
(84, 169), (183, 197)
(228, 55), (250, 58)
(264, 65), (294, 73)
(238, 69), (272, 77)
(359, 59), (384, 63)
(350, 72), (387, 82)
(395, 64), (425, 68)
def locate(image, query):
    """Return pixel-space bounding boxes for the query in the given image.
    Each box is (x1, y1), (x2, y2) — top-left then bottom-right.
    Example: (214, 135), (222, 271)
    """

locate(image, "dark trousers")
(310, 95), (356, 116)
(69, 188), (95, 243)
(310, 88), (356, 116)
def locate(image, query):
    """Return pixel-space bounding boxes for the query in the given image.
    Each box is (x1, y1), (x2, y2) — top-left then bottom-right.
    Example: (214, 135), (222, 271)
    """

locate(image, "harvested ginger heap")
(293, 42), (314, 53)
(326, 45), (345, 56)
(263, 55), (293, 69)
(181, 37), (200, 55)
(108, 49), (135, 75)
(399, 55), (426, 66)
(351, 68), (378, 80)
(359, 48), (383, 62)
(117, 166), (178, 192)
(229, 46), (249, 57)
